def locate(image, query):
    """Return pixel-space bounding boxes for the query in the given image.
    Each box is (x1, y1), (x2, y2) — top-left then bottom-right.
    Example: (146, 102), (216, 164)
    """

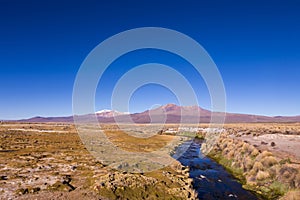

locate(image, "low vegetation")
(208, 124), (300, 200)
(1, 122), (300, 199)
(0, 123), (196, 199)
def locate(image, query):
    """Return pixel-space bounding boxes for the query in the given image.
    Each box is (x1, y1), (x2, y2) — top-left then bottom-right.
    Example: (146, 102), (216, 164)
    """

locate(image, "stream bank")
(176, 139), (260, 199)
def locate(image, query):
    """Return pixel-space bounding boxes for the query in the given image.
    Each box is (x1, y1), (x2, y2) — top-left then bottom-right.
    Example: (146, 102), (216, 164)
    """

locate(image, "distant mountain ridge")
(15, 104), (300, 123)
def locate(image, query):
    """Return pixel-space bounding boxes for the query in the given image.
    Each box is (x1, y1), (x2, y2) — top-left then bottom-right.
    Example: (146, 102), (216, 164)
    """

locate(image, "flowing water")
(176, 139), (260, 200)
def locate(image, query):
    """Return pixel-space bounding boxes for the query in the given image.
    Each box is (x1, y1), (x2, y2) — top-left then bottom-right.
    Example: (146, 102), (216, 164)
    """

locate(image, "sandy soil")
(239, 133), (300, 161)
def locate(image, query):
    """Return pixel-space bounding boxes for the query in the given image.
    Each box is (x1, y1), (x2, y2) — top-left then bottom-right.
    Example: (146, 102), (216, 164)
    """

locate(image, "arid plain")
(0, 122), (299, 200)
(0, 122), (196, 200)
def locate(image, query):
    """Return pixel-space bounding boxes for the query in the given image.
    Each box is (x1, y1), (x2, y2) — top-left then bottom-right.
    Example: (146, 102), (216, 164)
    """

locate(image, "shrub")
(278, 166), (298, 187)
(244, 157), (254, 171)
(256, 151), (273, 162)
(256, 170), (270, 181)
(250, 148), (259, 158)
(252, 161), (264, 173)
(261, 151), (273, 157)
(227, 150), (235, 159)
(269, 181), (288, 197)
(242, 143), (250, 153)
(261, 156), (278, 167)
(295, 173), (300, 188)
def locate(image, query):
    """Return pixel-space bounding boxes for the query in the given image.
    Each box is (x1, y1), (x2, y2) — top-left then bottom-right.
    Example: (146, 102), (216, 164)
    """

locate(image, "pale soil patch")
(8, 128), (68, 133)
(239, 134), (300, 161)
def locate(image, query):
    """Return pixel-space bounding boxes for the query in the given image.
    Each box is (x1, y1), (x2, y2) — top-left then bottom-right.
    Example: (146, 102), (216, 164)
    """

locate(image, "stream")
(176, 139), (259, 200)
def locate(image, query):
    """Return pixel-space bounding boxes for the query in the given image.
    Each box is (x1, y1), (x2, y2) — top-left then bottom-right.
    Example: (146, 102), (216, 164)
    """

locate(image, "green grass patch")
(208, 150), (245, 184)
(279, 158), (291, 165)
(269, 181), (288, 198)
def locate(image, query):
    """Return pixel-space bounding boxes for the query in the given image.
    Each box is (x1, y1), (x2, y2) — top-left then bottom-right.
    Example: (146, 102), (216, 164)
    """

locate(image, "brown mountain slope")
(15, 104), (300, 123)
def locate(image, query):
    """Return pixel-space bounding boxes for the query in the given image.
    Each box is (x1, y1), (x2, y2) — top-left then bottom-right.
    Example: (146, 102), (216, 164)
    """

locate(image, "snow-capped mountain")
(17, 104), (300, 123)
(95, 109), (129, 118)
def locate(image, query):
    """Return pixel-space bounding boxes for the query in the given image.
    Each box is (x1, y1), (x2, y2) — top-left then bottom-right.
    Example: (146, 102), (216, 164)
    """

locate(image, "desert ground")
(0, 122), (299, 199)
(0, 123), (196, 200)
(223, 123), (300, 161)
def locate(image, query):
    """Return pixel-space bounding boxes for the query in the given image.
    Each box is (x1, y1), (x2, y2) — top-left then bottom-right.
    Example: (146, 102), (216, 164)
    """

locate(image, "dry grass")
(250, 148), (259, 157)
(256, 170), (270, 181)
(278, 165), (299, 188)
(279, 190), (300, 200)
(0, 123), (196, 200)
(209, 124), (300, 199)
(260, 151), (273, 159)
(244, 157), (254, 171)
(104, 129), (175, 152)
(261, 156), (278, 167)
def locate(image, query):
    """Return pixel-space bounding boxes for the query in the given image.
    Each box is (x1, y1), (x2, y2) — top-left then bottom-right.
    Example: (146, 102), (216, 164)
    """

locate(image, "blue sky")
(1, 0), (300, 119)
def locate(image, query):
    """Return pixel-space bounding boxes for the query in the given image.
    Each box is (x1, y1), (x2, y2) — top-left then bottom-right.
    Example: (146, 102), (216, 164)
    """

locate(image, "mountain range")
(15, 104), (300, 123)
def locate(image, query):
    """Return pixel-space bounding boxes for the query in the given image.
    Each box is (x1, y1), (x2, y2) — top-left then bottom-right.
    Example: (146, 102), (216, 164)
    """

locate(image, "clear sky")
(1, 0), (300, 119)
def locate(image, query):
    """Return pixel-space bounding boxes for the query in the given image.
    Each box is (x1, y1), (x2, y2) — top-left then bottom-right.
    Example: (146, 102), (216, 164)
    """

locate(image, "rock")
(29, 187), (40, 193)
(16, 188), (29, 195)
(271, 142), (276, 147)
(0, 176), (8, 180)
(261, 141), (268, 145)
